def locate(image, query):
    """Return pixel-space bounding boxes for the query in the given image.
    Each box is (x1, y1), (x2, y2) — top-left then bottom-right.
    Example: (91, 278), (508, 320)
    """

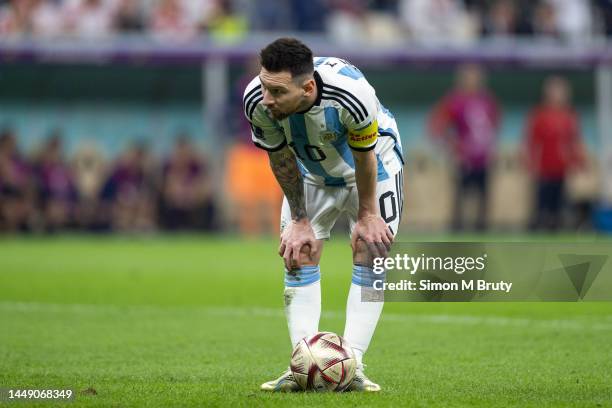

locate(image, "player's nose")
(262, 89), (275, 107)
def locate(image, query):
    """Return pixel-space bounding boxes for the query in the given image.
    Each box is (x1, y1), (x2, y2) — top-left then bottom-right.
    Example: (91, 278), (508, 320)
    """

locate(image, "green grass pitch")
(1, 235), (611, 407)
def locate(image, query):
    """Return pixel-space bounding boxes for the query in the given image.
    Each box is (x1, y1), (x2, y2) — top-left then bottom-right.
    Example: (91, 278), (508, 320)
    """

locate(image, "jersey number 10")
(289, 142), (327, 162)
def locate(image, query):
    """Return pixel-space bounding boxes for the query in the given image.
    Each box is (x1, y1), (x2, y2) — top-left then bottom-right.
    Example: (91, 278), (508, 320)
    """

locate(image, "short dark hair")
(260, 38), (314, 78)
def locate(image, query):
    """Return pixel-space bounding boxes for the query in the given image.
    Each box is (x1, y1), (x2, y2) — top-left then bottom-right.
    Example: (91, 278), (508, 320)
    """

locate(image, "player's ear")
(301, 78), (315, 96)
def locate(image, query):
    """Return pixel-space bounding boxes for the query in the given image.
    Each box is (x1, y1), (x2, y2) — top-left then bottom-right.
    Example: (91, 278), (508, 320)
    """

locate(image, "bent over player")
(243, 38), (404, 392)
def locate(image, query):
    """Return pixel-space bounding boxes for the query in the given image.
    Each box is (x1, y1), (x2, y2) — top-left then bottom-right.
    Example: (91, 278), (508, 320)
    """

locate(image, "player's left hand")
(351, 214), (394, 259)
(278, 218), (318, 271)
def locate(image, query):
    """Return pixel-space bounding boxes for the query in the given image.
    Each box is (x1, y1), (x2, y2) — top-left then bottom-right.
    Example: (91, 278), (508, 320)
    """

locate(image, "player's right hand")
(279, 218), (318, 271)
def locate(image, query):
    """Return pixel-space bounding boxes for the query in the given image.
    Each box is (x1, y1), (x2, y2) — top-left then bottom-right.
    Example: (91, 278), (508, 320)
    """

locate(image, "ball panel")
(318, 369), (340, 391)
(321, 360), (345, 383)
(292, 371), (309, 390)
(306, 331), (333, 347)
(305, 363), (320, 390)
(319, 337), (351, 358)
(320, 332), (343, 346)
(336, 359), (357, 391)
(289, 341), (311, 375)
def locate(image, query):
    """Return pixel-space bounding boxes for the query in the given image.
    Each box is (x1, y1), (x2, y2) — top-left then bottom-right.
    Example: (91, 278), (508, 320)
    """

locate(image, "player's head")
(456, 63), (485, 93)
(259, 38), (316, 120)
(543, 75), (570, 107)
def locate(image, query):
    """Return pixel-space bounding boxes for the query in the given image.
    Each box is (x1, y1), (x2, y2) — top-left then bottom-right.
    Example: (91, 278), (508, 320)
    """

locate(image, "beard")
(267, 97), (306, 121)
(268, 108), (290, 121)
(271, 112), (289, 120)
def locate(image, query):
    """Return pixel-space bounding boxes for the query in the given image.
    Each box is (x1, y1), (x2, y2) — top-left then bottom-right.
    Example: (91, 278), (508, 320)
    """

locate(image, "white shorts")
(280, 170), (404, 240)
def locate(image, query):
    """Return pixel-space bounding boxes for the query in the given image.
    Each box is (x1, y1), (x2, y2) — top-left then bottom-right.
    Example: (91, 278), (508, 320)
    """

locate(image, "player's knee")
(352, 239), (372, 267)
(298, 241), (323, 265)
(297, 245), (314, 266)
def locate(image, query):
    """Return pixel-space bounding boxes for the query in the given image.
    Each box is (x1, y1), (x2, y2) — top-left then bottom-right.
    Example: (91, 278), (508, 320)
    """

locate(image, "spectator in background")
(114, 0), (145, 32)
(201, 0), (247, 42)
(0, 0), (34, 36)
(72, 141), (107, 230)
(531, 0), (560, 39)
(0, 127), (34, 231)
(429, 64), (500, 231)
(546, 0), (592, 42)
(100, 142), (158, 232)
(327, 0), (403, 46)
(325, 0), (370, 44)
(246, 0), (293, 32)
(31, 0), (64, 37)
(149, 0), (195, 41)
(399, 0), (476, 44)
(290, 0), (328, 32)
(481, 0), (516, 38)
(369, 0), (398, 13)
(63, 0), (116, 38)
(480, 0), (533, 39)
(524, 76), (585, 231)
(34, 132), (78, 232)
(596, 0), (612, 36)
(159, 135), (217, 231)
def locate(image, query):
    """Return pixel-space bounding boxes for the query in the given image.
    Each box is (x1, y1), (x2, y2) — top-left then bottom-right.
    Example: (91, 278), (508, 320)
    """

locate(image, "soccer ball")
(290, 332), (357, 392)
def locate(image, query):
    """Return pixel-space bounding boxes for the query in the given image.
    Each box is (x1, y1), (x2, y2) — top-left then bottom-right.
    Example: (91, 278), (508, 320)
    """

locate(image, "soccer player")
(428, 64), (500, 231)
(524, 76), (585, 230)
(243, 38), (404, 392)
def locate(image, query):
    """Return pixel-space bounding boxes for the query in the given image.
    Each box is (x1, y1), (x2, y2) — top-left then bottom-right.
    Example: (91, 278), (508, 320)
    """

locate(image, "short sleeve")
(337, 83), (379, 152)
(243, 80), (287, 152)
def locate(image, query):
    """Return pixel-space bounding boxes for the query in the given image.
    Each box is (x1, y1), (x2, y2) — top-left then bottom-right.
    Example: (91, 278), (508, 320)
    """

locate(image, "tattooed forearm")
(268, 145), (307, 220)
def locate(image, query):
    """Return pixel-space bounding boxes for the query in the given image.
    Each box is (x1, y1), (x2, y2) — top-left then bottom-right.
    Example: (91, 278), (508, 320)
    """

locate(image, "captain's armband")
(348, 120), (378, 151)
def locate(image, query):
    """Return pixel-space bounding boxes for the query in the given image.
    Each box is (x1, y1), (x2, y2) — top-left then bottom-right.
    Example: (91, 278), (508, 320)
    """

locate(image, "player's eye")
(267, 86), (287, 96)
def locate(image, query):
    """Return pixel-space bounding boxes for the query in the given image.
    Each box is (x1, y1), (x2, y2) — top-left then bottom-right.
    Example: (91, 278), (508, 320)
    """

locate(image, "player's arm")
(268, 145), (306, 221)
(352, 149), (378, 221)
(268, 145), (319, 270)
(348, 120), (393, 259)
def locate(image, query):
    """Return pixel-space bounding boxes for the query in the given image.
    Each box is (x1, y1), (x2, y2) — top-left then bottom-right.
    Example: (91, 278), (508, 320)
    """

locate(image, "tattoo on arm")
(268, 146), (307, 220)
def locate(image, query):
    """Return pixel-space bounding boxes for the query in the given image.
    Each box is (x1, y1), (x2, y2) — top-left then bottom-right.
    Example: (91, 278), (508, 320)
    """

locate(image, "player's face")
(544, 78), (570, 107)
(458, 64), (484, 93)
(259, 68), (309, 120)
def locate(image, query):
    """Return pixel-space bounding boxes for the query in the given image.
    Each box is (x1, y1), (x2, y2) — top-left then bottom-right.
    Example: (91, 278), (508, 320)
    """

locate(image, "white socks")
(283, 264), (384, 369)
(284, 266), (321, 347)
(343, 265), (384, 367)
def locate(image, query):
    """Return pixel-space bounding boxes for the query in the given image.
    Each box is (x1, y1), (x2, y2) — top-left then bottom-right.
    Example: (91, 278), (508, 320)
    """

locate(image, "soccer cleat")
(260, 369), (302, 392)
(345, 367), (381, 392)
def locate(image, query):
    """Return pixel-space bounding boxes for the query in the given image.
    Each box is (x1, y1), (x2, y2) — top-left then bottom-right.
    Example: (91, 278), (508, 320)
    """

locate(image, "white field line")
(1, 301), (612, 331)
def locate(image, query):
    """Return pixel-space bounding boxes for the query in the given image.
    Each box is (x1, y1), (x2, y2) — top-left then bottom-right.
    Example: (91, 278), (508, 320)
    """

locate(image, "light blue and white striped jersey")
(243, 57), (404, 187)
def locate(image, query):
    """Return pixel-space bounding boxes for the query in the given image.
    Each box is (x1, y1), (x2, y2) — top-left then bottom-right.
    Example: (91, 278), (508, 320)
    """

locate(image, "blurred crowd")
(0, 0), (611, 43)
(0, 130), (218, 233)
(0, 64), (595, 234)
